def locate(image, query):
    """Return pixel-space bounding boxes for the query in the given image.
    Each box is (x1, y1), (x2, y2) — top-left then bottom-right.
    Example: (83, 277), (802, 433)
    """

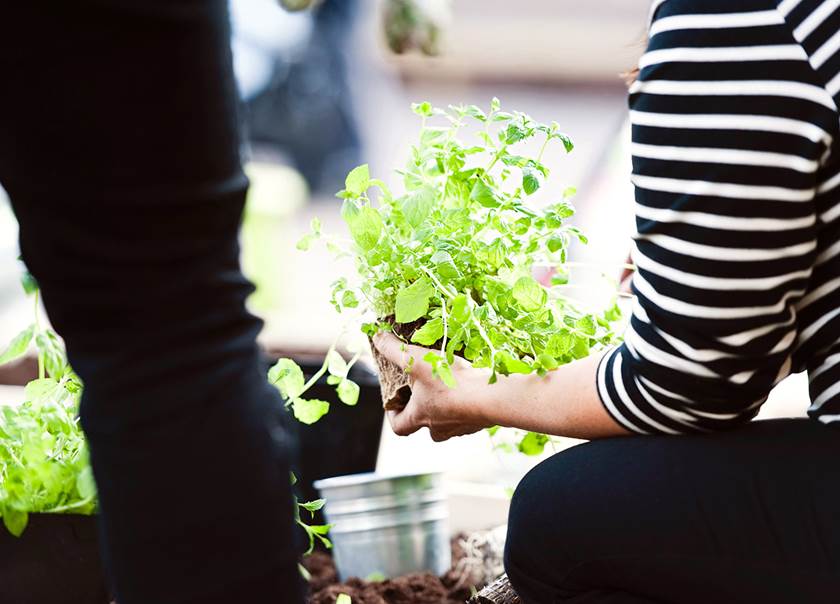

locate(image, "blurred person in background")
(376, 0), (840, 602)
(233, 0), (363, 195)
(0, 2), (305, 602)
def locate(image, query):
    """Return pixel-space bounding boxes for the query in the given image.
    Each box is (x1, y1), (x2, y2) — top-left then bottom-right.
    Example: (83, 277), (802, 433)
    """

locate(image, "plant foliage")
(0, 275), (331, 541)
(0, 277), (95, 536)
(296, 99), (621, 455)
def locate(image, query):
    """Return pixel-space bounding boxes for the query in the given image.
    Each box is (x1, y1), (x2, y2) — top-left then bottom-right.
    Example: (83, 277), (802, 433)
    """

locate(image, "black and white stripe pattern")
(597, 0), (840, 433)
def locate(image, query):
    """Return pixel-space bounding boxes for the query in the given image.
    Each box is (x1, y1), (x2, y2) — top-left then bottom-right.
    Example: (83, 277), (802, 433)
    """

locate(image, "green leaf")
(412, 101), (433, 117)
(341, 290), (359, 309)
(296, 217), (322, 250)
(2, 508), (28, 537)
(465, 105), (487, 121)
(470, 179), (500, 208)
(76, 466), (97, 500)
(395, 277), (435, 323)
(557, 133), (575, 153)
(571, 336), (591, 359)
(24, 377), (59, 404)
(576, 316), (597, 336)
(268, 359), (306, 400)
(0, 325), (34, 366)
(342, 203), (383, 251)
(550, 271), (569, 286)
(20, 272), (38, 295)
(430, 251), (459, 280)
(547, 237), (564, 253)
(365, 572), (387, 582)
(497, 351), (532, 375)
(604, 302), (622, 322)
(411, 318), (444, 346)
(450, 294), (472, 324)
(505, 123), (528, 145)
(423, 351), (456, 388)
(537, 353), (559, 371)
(337, 379), (360, 406)
(518, 432), (549, 456)
(345, 164), (371, 196)
(296, 233), (316, 251)
(35, 330), (67, 379)
(299, 498), (326, 513)
(522, 168), (540, 195)
(402, 186), (436, 228)
(292, 398), (330, 425)
(512, 276), (547, 312)
(546, 330), (573, 357)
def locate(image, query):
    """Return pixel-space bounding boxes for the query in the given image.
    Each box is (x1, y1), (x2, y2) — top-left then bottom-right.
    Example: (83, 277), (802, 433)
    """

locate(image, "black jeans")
(0, 2), (303, 602)
(505, 419), (840, 603)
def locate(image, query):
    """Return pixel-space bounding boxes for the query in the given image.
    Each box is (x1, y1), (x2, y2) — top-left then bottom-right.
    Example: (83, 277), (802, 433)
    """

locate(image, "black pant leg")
(505, 419), (840, 604)
(0, 2), (303, 602)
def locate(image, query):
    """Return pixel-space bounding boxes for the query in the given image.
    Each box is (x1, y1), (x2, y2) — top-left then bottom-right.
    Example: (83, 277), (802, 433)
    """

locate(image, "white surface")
(0, 385), (25, 406)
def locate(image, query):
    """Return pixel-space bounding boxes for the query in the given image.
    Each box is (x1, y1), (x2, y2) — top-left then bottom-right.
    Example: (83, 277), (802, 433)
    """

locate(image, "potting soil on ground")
(305, 537), (476, 604)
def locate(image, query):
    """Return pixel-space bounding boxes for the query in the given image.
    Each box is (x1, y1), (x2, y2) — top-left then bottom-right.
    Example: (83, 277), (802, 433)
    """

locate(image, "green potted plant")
(0, 278), (106, 603)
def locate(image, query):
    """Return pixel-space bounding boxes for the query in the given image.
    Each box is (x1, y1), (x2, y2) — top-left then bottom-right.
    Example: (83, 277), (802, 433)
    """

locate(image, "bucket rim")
(313, 470), (443, 490)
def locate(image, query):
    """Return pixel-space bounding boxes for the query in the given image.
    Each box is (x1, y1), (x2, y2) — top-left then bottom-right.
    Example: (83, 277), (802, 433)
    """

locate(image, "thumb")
(373, 332), (415, 370)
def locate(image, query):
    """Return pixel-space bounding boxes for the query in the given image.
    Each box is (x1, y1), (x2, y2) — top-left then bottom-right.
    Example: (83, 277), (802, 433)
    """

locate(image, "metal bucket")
(313, 472), (450, 580)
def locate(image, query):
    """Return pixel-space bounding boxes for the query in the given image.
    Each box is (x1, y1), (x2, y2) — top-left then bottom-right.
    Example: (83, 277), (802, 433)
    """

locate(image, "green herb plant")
(295, 99), (621, 456)
(0, 274), (94, 536)
(0, 275), (334, 545)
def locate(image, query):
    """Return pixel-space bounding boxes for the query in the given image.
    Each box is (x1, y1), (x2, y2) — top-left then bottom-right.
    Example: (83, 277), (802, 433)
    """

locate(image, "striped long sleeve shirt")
(596, 0), (840, 433)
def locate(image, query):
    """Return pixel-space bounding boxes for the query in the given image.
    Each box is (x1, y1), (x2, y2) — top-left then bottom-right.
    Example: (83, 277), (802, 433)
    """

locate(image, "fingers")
(386, 408), (422, 437)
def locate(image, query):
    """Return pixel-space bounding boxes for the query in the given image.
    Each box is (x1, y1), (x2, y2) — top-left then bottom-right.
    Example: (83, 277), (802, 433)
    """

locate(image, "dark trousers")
(0, 2), (303, 602)
(505, 419), (840, 603)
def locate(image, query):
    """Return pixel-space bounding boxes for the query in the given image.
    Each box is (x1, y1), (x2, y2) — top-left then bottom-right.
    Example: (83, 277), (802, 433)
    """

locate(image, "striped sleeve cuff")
(596, 345), (697, 435)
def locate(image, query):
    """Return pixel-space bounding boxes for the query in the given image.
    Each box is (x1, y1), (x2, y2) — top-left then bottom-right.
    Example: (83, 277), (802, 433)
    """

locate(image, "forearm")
(473, 350), (631, 440)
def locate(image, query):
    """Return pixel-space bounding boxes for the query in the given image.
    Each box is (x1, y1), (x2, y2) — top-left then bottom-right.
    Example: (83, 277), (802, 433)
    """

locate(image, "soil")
(305, 537), (475, 604)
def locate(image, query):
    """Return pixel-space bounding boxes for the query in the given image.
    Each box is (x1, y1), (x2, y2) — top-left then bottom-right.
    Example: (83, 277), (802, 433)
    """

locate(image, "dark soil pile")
(304, 538), (475, 604)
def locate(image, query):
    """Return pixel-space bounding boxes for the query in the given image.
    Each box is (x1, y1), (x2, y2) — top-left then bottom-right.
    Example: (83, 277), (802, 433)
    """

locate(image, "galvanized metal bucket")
(313, 472), (450, 580)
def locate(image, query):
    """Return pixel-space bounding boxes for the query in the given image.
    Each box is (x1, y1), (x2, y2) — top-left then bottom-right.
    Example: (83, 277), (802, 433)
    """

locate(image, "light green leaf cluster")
(302, 99), (622, 455)
(267, 347), (361, 426)
(0, 306), (95, 536)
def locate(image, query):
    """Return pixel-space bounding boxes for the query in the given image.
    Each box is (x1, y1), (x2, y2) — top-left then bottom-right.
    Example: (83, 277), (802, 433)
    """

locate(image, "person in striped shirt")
(374, 0), (840, 601)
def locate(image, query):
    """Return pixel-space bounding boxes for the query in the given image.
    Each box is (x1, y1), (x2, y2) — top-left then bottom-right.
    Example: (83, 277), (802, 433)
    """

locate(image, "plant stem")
(536, 134), (551, 163)
(44, 496), (95, 514)
(300, 342), (337, 395)
(421, 266), (457, 300)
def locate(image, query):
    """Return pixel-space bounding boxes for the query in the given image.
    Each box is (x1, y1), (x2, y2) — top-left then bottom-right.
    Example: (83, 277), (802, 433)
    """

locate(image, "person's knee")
(505, 447), (588, 599)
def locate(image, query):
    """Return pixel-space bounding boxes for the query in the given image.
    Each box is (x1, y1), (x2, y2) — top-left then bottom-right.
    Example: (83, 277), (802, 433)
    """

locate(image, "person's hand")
(373, 332), (493, 442)
(619, 251), (634, 294)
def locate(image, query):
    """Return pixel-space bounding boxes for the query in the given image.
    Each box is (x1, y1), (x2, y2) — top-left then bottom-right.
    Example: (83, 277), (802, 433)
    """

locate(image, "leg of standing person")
(505, 419), (840, 604)
(0, 1), (304, 602)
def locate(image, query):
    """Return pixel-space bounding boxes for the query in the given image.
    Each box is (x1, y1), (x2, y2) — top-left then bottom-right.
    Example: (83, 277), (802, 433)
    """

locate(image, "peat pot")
(314, 472), (451, 580)
(0, 513), (109, 604)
